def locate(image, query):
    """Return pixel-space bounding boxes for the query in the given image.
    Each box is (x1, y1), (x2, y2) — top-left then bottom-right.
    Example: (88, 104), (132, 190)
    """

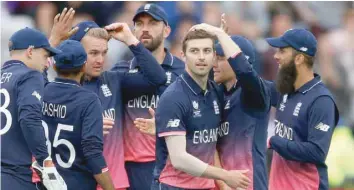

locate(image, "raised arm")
(104, 22), (166, 95)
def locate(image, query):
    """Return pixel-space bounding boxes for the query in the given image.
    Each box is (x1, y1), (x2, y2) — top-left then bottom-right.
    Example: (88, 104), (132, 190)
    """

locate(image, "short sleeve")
(156, 91), (189, 137)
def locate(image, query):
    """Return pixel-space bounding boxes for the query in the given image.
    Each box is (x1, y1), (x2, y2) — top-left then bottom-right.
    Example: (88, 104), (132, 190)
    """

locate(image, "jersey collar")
(181, 71), (211, 96)
(54, 77), (81, 87)
(2, 60), (26, 69)
(297, 73), (322, 94)
(129, 48), (174, 69)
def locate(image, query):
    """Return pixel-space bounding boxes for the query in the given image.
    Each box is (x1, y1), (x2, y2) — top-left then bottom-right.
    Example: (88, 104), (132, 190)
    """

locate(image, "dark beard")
(276, 58), (297, 95)
(143, 33), (163, 52)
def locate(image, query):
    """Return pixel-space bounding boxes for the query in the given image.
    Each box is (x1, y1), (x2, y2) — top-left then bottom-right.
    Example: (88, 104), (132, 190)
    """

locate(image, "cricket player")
(266, 29), (339, 190)
(1, 28), (66, 190)
(111, 4), (185, 190)
(212, 34), (276, 190)
(48, 19), (167, 189)
(42, 40), (115, 190)
(152, 29), (251, 190)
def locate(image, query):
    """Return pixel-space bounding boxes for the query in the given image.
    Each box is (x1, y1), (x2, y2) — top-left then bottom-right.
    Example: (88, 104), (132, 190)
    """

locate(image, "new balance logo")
(101, 84), (112, 97)
(293, 102), (302, 116)
(167, 119), (180, 128)
(32, 91), (41, 101)
(315, 122), (330, 132)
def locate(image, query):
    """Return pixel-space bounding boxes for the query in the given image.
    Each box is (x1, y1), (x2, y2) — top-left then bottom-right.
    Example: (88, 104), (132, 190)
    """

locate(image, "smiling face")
(133, 13), (170, 52)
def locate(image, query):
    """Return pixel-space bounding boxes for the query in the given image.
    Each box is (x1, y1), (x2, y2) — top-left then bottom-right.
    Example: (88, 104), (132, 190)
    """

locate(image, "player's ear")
(163, 25), (171, 38)
(26, 46), (34, 59)
(181, 51), (186, 62)
(294, 53), (304, 66)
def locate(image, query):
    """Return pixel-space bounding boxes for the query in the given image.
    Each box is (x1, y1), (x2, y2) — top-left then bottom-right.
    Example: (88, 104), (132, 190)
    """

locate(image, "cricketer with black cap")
(42, 40), (115, 190)
(111, 4), (185, 190)
(1, 27), (67, 190)
(266, 29), (339, 190)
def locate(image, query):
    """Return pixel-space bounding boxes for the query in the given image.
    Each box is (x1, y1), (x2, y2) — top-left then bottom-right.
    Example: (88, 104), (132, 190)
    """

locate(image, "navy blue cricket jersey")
(111, 49), (185, 163)
(42, 78), (106, 190)
(269, 74), (339, 190)
(217, 53), (278, 190)
(1, 60), (48, 182)
(82, 42), (166, 189)
(154, 72), (222, 189)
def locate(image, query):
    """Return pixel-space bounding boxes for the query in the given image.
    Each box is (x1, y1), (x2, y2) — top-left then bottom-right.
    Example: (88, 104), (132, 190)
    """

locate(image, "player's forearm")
(270, 136), (327, 164)
(228, 54), (268, 109)
(169, 151), (209, 177)
(213, 151), (229, 188)
(94, 172), (115, 190)
(127, 42), (167, 86)
(216, 32), (242, 58)
(201, 165), (229, 181)
(82, 139), (107, 175)
(48, 36), (61, 47)
(20, 119), (49, 165)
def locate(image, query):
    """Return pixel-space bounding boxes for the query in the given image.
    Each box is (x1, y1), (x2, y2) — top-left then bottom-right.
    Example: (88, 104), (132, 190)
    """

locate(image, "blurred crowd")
(1, 1), (354, 189)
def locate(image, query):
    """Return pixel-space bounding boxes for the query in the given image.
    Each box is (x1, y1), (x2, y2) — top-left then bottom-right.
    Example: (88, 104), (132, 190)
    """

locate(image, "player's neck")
(10, 55), (30, 68)
(186, 69), (208, 91)
(224, 78), (237, 91)
(152, 45), (166, 65)
(294, 68), (314, 91)
(59, 75), (81, 84)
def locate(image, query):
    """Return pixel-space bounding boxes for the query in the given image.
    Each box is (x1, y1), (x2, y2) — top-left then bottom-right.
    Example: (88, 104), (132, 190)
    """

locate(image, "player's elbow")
(310, 146), (327, 164)
(151, 74), (167, 86)
(169, 153), (186, 171)
(313, 150), (327, 163)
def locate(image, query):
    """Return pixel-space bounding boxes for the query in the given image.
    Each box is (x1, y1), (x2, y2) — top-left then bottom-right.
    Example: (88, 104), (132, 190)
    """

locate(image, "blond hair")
(86, 28), (110, 41)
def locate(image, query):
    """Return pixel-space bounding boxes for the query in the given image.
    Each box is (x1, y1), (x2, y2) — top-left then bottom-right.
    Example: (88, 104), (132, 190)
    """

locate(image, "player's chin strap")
(32, 157), (67, 190)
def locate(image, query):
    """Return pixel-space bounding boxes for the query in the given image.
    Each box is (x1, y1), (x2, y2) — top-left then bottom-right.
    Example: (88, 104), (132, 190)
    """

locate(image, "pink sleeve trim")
(158, 131), (186, 137)
(231, 51), (241, 59)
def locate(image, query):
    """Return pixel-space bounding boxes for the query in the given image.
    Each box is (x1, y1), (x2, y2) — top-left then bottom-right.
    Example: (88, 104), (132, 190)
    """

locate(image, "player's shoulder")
(170, 55), (185, 70)
(17, 69), (44, 85)
(163, 77), (185, 94)
(308, 80), (334, 99)
(111, 60), (130, 72)
(78, 87), (100, 101)
(160, 79), (188, 102)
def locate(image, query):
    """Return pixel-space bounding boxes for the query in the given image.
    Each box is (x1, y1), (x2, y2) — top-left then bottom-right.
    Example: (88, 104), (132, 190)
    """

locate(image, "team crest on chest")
(213, 100), (220, 115)
(293, 102), (302, 116)
(279, 94), (288, 111)
(166, 71), (172, 84)
(101, 84), (112, 97)
(192, 100), (201, 118)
